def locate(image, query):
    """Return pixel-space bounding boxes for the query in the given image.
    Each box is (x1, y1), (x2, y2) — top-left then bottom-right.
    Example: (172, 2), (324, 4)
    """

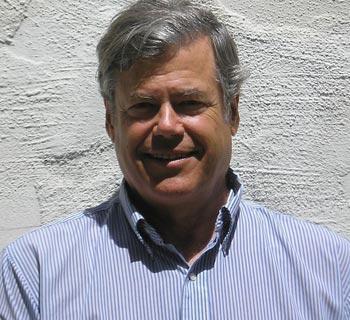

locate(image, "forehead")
(115, 36), (220, 100)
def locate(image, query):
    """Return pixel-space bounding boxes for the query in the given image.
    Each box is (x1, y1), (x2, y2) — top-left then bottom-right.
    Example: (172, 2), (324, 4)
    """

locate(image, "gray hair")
(97, 0), (246, 119)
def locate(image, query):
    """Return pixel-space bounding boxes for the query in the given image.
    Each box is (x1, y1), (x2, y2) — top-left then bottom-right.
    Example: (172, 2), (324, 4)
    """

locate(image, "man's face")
(106, 36), (239, 207)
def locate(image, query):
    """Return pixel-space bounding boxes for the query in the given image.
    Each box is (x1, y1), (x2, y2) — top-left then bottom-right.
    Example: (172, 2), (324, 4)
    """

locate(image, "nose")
(153, 102), (184, 138)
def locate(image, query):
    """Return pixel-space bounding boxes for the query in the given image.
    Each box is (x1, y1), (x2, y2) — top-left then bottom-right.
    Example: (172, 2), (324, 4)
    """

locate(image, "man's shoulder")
(0, 194), (125, 319)
(2, 196), (119, 260)
(240, 199), (350, 258)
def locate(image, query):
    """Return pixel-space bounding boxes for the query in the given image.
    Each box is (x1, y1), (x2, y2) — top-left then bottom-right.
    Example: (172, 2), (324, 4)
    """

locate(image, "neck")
(127, 180), (229, 264)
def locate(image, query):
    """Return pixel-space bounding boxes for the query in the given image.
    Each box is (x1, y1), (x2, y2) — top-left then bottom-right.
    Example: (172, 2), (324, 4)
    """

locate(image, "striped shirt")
(1, 170), (350, 319)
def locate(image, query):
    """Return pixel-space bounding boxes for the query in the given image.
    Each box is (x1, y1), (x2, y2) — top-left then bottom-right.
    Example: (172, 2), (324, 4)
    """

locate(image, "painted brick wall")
(0, 0), (349, 249)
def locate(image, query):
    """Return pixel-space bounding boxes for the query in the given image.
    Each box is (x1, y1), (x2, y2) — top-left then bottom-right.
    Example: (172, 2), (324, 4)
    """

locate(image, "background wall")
(0, 0), (349, 250)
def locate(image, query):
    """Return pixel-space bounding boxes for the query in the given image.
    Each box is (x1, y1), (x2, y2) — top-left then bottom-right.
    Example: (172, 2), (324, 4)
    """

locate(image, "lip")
(145, 151), (198, 161)
(141, 150), (200, 167)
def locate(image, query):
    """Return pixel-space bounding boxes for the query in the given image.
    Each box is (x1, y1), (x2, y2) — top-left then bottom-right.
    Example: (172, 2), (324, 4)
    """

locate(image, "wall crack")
(1, 0), (35, 45)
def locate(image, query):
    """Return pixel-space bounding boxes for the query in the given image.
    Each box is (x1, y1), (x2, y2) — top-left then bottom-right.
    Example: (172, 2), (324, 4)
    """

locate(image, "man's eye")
(176, 100), (207, 115)
(126, 102), (158, 118)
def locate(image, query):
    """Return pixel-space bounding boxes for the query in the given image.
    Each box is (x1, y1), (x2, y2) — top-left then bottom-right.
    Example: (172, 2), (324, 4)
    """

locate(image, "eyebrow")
(129, 93), (155, 100)
(173, 89), (205, 99)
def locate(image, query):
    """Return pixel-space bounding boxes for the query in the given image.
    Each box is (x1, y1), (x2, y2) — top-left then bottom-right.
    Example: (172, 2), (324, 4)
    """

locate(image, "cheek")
(117, 121), (153, 153)
(186, 113), (231, 147)
(205, 126), (232, 165)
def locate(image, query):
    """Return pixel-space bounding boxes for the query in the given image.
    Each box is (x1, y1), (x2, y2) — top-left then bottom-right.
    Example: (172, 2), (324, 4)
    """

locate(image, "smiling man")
(106, 36), (237, 263)
(1, 0), (350, 319)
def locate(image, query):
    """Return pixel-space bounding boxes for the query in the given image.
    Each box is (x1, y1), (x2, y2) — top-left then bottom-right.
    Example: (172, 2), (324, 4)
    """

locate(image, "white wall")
(0, 0), (349, 249)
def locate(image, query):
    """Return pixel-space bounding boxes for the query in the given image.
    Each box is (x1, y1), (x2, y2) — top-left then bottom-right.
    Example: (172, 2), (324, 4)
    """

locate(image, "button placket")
(180, 267), (210, 320)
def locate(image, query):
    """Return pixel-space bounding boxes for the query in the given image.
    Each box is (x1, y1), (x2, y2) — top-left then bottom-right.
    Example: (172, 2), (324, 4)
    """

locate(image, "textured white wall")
(0, 0), (349, 249)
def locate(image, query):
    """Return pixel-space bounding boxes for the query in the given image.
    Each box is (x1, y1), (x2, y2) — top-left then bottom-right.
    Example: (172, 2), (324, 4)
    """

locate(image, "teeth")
(149, 153), (191, 160)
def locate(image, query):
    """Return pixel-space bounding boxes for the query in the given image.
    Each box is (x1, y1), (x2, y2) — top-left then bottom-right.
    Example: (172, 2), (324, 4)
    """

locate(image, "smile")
(144, 151), (198, 161)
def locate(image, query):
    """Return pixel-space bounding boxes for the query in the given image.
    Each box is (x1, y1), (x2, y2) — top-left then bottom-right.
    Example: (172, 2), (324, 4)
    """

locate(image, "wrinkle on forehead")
(130, 89), (205, 100)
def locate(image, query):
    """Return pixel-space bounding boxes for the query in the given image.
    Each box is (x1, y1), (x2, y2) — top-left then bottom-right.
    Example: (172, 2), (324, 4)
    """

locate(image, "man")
(1, 0), (349, 319)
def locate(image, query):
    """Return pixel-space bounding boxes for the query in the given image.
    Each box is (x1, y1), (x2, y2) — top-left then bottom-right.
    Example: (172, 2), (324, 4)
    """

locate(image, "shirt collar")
(118, 168), (242, 257)
(216, 169), (242, 254)
(118, 183), (152, 252)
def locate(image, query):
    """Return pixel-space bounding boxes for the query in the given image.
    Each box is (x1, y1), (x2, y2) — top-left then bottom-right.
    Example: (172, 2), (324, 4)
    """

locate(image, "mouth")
(143, 151), (199, 162)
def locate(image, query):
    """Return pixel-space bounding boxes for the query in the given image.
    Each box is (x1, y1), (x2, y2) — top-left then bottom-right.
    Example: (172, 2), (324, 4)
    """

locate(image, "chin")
(147, 178), (199, 201)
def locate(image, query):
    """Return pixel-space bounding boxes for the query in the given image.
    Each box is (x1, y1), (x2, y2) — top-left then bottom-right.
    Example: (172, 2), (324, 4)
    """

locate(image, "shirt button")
(189, 273), (197, 281)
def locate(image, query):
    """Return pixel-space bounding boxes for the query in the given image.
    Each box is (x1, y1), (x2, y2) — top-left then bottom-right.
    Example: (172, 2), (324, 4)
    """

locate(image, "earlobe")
(104, 99), (115, 142)
(230, 95), (240, 136)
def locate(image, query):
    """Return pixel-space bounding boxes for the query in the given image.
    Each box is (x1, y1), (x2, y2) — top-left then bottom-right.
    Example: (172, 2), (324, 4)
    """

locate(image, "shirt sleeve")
(0, 246), (39, 320)
(338, 235), (350, 319)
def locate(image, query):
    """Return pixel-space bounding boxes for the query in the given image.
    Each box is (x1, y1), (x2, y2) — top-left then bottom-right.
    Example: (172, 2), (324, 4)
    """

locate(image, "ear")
(104, 98), (116, 143)
(230, 95), (240, 136)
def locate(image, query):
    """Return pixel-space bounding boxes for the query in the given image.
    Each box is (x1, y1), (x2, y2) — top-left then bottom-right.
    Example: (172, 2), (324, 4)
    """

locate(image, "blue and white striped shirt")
(1, 171), (350, 319)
